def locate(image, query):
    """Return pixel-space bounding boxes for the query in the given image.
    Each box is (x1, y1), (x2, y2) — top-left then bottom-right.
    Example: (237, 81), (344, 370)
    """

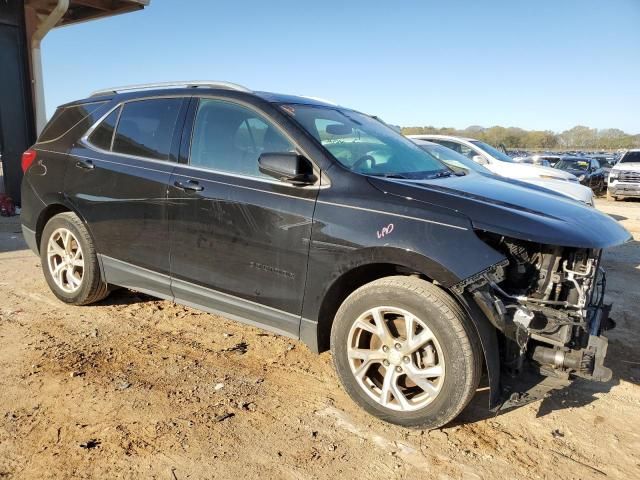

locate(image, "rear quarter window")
(39, 102), (107, 143)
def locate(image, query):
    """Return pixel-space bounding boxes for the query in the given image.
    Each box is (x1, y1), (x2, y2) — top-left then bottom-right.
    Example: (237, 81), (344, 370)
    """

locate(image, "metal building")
(0, 0), (149, 202)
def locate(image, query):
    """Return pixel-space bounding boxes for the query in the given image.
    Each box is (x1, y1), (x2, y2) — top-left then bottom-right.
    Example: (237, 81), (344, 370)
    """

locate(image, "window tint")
(112, 98), (182, 160)
(190, 99), (294, 178)
(88, 107), (120, 151)
(40, 102), (106, 142)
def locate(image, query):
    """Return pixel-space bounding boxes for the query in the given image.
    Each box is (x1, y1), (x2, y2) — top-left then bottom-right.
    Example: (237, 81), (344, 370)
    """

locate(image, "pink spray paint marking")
(376, 223), (394, 239)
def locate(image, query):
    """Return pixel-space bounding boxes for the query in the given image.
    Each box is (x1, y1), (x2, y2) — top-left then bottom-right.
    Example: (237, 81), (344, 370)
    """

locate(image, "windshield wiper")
(430, 170), (453, 179)
(369, 173), (408, 179)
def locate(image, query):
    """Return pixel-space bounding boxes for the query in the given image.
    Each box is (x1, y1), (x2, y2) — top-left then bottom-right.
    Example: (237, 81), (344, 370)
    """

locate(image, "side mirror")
(258, 153), (317, 185)
(472, 155), (488, 165)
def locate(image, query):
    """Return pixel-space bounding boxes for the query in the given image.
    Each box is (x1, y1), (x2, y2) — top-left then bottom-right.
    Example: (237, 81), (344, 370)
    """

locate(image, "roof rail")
(90, 80), (252, 97)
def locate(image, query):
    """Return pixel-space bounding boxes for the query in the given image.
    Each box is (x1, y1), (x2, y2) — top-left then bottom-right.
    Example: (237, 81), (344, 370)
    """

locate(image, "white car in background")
(408, 135), (594, 205)
(607, 149), (640, 201)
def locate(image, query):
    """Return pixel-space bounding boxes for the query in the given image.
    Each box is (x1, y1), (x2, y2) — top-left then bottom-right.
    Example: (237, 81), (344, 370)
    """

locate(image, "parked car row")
(21, 82), (630, 430)
(407, 135), (595, 205)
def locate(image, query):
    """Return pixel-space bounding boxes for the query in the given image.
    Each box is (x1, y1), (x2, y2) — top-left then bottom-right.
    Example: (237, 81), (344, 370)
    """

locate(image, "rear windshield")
(39, 102), (107, 142)
(620, 151), (640, 163)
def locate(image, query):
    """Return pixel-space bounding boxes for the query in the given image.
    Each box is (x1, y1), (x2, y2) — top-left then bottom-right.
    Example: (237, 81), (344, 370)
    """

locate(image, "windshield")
(620, 151), (640, 163)
(281, 104), (450, 179)
(555, 158), (589, 171)
(417, 143), (492, 175)
(470, 141), (515, 163)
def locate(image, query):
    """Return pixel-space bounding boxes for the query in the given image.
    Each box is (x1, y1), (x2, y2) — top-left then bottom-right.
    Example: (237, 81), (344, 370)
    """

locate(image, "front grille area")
(620, 171), (640, 183)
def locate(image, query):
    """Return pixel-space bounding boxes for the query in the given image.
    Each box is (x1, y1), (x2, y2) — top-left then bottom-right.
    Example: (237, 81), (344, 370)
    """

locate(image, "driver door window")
(459, 144), (476, 160)
(190, 99), (294, 179)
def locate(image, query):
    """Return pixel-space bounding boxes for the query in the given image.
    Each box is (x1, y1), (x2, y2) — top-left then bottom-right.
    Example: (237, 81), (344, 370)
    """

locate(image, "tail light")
(21, 149), (37, 172)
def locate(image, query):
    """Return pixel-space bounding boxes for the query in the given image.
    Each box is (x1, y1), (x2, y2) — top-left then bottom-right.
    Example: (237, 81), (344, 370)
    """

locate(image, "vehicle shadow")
(455, 371), (624, 427)
(94, 288), (159, 307)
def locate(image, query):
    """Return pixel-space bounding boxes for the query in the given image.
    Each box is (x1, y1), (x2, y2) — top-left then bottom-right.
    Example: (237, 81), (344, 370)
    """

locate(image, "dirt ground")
(0, 198), (639, 480)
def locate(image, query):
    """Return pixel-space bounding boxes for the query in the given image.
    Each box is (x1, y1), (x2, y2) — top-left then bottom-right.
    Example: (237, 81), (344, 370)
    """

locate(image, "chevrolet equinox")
(20, 81), (630, 428)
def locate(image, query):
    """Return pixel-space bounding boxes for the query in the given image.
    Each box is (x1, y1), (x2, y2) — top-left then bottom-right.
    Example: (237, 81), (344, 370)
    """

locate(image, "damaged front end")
(459, 233), (615, 398)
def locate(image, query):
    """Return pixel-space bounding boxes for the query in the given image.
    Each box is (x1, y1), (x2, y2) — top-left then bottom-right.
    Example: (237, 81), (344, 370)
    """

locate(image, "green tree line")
(401, 125), (640, 150)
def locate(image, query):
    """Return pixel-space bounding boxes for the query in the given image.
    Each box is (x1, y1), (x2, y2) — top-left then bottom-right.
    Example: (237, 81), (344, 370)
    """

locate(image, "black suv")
(21, 82), (630, 428)
(554, 156), (607, 195)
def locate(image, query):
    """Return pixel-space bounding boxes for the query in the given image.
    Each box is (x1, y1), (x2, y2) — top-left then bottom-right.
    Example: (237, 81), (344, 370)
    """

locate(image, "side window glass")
(440, 141), (462, 154)
(459, 145), (476, 159)
(190, 99), (294, 178)
(41, 102), (107, 143)
(112, 98), (182, 160)
(88, 107), (120, 151)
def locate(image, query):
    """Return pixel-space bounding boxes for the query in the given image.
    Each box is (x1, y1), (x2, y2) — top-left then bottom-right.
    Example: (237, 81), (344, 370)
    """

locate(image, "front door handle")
(75, 159), (94, 170)
(174, 179), (204, 192)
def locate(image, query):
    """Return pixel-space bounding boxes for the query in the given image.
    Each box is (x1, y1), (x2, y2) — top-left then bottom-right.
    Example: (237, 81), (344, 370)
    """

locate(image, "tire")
(330, 276), (482, 429)
(40, 212), (109, 305)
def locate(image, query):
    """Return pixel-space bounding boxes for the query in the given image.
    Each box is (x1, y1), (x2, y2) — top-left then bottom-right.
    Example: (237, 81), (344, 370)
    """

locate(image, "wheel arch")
(35, 201), (92, 254)
(310, 247), (461, 354)
(307, 249), (502, 409)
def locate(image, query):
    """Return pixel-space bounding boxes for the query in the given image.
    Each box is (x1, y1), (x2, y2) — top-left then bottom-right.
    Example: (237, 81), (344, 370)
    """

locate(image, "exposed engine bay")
(462, 232), (613, 384)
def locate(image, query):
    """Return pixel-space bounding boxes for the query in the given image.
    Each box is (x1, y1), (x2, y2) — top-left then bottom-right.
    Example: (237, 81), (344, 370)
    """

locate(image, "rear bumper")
(21, 225), (39, 255)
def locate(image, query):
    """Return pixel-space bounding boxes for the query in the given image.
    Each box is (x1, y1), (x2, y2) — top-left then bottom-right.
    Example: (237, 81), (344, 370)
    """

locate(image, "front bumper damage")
(457, 240), (615, 409)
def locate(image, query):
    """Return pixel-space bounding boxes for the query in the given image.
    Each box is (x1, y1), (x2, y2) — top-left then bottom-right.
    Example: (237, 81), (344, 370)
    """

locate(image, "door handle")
(174, 179), (204, 192)
(75, 159), (94, 170)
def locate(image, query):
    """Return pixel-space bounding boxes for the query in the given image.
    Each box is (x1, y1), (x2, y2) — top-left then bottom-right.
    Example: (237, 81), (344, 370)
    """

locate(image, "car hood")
(613, 162), (640, 171)
(517, 177), (593, 203)
(368, 174), (631, 249)
(491, 161), (577, 181)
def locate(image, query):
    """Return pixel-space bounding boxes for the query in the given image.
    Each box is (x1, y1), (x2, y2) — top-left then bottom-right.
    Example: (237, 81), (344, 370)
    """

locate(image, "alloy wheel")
(47, 228), (84, 293)
(347, 306), (445, 412)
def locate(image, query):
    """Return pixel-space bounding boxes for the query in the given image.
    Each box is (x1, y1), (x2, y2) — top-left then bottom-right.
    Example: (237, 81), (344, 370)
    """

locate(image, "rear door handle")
(75, 159), (94, 170)
(174, 179), (204, 192)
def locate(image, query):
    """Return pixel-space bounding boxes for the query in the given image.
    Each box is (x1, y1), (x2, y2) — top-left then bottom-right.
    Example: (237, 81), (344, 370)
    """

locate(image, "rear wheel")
(330, 276), (482, 429)
(40, 212), (109, 305)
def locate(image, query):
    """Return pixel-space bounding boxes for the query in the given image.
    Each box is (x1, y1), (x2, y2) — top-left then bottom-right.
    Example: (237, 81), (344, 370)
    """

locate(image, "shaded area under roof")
(26, 0), (148, 27)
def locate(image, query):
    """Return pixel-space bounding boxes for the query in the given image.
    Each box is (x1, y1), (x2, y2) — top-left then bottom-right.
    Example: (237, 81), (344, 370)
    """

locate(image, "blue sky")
(42, 0), (639, 133)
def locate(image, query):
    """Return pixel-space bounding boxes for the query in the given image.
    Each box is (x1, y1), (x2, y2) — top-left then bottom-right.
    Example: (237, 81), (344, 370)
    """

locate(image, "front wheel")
(330, 276), (482, 429)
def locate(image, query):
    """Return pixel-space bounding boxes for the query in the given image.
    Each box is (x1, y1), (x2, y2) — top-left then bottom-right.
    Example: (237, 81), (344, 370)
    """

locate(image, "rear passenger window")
(112, 98), (182, 160)
(88, 107), (120, 151)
